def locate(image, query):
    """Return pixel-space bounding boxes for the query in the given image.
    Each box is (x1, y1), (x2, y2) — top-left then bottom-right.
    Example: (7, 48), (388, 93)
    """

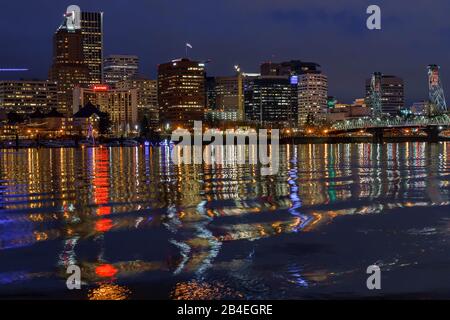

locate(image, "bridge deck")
(330, 115), (450, 132)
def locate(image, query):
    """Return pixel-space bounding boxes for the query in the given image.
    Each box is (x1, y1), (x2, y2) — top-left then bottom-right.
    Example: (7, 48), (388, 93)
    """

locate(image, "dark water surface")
(0, 143), (449, 299)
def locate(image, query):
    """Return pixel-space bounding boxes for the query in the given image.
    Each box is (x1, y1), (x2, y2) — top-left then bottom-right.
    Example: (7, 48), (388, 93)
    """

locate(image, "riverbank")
(280, 135), (450, 144)
(1, 135), (450, 149)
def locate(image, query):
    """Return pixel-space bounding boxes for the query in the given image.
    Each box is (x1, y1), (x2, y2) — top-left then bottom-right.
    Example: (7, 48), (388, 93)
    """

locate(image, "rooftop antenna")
(185, 43), (193, 58)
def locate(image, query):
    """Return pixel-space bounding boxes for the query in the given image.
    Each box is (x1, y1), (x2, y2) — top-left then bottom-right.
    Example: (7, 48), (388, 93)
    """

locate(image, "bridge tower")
(369, 72), (383, 117)
(428, 64), (447, 113)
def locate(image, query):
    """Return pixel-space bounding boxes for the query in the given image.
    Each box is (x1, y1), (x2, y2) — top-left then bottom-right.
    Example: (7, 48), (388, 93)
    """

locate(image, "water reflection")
(88, 283), (131, 300)
(172, 280), (243, 300)
(0, 142), (449, 299)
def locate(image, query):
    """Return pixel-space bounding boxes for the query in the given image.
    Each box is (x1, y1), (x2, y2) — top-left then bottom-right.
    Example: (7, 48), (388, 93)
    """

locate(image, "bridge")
(328, 66), (450, 142)
(330, 114), (450, 132)
(329, 114), (450, 142)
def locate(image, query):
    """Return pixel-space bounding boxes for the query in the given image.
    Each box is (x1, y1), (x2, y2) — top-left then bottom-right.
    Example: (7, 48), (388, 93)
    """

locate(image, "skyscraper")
(245, 76), (297, 126)
(116, 76), (158, 128)
(365, 75), (404, 115)
(261, 60), (326, 126)
(81, 11), (104, 84)
(206, 76), (217, 112)
(49, 6), (90, 116)
(261, 60), (321, 76)
(298, 73), (328, 125)
(104, 55), (139, 86)
(208, 76), (240, 122)
(157, 58), (206, 127)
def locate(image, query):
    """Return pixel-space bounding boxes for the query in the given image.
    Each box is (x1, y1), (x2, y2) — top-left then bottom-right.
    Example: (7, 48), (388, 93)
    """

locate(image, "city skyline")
(1, 0), (450, 105)
(2, 0), (450, 305)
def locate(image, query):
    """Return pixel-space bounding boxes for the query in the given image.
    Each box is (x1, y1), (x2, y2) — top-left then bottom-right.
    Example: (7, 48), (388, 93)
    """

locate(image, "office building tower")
(261, 60), (325, 126)
(81, 11), (104, 84)
(116, 76), (158, 128)
(157, 58), (206, 127)
(104, 55), (139, 86)
(298, 73), (328, 125)
(261, 60), (321, 76)
(49, 7), (90, 116)
(73, 85), (138, 135)
(208, 76), (240, 122)
(365, 75), (404, 115)
(206, 76), (217, 112)
(245, 76), (297, 126)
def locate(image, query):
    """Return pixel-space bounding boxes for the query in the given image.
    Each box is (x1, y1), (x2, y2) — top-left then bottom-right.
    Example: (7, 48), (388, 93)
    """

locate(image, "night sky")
(1, 0), (450, 105)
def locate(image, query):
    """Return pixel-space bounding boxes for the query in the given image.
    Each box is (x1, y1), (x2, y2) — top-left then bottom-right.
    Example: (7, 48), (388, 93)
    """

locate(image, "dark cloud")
(1, 0), (449, 105)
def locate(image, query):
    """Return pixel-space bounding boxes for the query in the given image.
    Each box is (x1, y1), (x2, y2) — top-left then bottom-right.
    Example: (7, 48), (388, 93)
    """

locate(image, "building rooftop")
(45, 108), (65, 118)
(73, 102), (105, 118)
(30, 110), (45, 119)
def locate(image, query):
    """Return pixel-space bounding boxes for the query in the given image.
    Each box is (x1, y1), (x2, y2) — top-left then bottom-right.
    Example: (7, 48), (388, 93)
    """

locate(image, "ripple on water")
(0, 143), (449, 298)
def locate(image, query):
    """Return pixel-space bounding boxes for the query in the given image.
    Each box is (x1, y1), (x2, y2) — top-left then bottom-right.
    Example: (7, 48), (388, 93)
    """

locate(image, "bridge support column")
(370, 128), (384, 143)
(425, 126), (440, 142)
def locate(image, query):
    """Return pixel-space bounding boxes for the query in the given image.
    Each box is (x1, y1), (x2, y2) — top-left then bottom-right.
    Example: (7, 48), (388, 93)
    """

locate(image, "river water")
(0, 142), (449, 299)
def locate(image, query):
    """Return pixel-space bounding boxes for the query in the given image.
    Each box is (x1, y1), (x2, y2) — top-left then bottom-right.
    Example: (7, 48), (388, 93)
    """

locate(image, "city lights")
(1, 1), (450, 309)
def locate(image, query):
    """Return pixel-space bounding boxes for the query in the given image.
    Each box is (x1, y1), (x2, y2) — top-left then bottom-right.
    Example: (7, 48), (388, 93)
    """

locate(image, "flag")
(186, 43), (193, 49)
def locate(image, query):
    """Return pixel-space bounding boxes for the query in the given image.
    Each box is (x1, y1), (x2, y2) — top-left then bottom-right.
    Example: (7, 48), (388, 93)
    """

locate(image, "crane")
(234, 65), (245, 122)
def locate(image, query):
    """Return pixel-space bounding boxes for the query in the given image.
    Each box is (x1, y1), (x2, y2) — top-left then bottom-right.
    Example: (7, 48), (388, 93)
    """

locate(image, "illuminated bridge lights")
(330, 114), (450, 132)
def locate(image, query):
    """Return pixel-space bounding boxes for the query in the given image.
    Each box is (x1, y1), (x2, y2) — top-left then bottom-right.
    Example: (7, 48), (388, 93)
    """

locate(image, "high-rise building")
(49, 8), (90, 116)
(208, 76), (240, 122)
(0, 80), (57, 115)
(48, 6), (103, 116)
(245, 76), (297, 126)
(116, 76), (158, 128)
(157, 58), (206, 127)
(260, 62), (282, 77)
(365, 75), (404, 115)
(206, 76), (217, 112)
(298, 73), (328, 125)
(73, 85), (138, 135)
(104, 55), (139, 86)
(81, 11), (104, 84)
(261, 60), (321, 76)
(261, 60), (325, 126)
